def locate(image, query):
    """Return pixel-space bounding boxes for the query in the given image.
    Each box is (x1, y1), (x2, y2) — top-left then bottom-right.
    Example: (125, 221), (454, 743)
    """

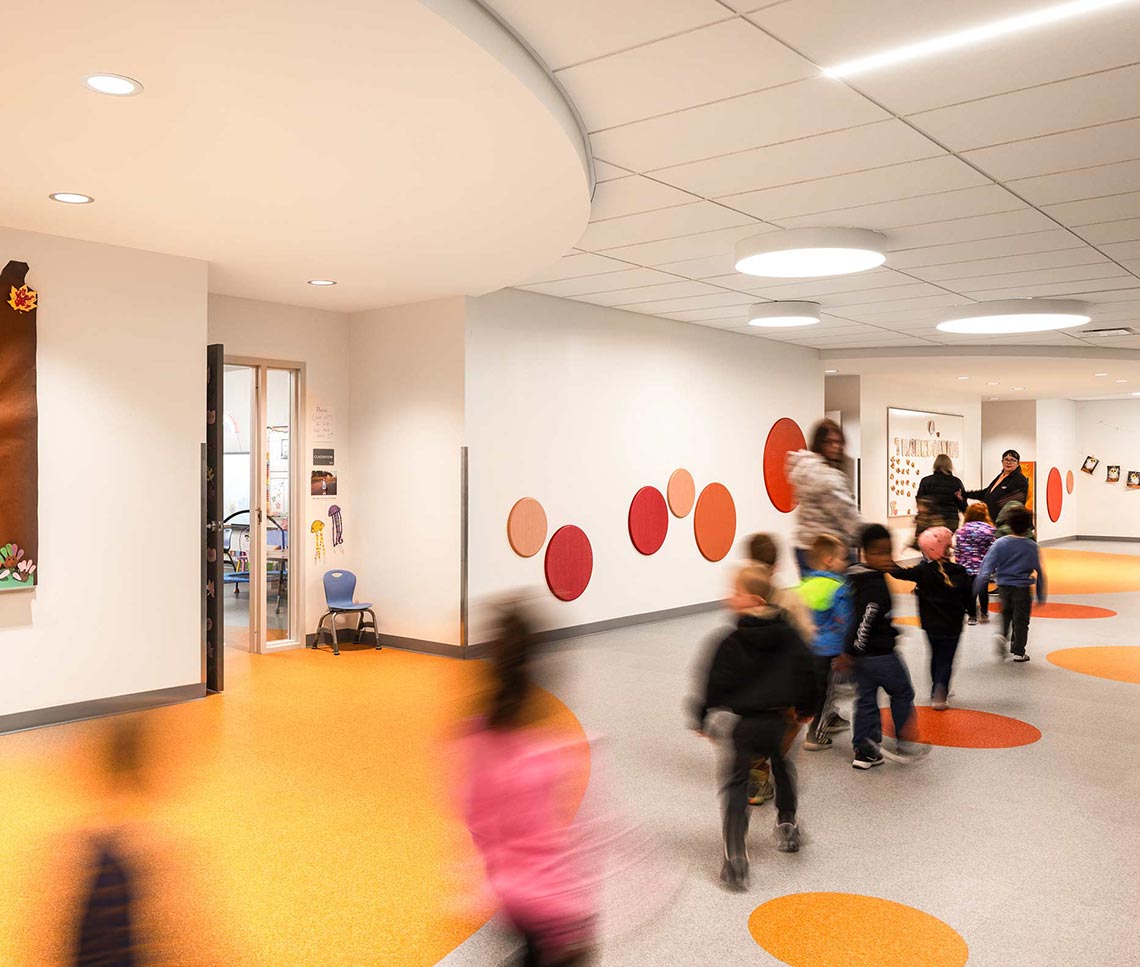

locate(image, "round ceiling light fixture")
(937, 299), (1090, 334)
(307, 279), (337, 286)
(49, 192), (94, 204)
(84, 73), (143, 96)
(735, 228), (887, 278)
(747, 301), (821, 328)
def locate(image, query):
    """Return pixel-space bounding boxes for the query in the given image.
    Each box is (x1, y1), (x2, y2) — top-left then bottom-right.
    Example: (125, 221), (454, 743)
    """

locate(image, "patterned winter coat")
(953, 520), (997, 574)
(786, 449), (863, 550)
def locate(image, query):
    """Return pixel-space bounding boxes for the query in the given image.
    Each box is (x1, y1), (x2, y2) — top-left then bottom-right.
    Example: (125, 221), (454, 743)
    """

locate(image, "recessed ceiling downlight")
(49, 192), (94, 204)
(307, 279), (337, 286)
(84, 73), (143, 96)
(735, 228), (887, 278)
(748, 301), (821, 328)
(937, 299), (1090, 334)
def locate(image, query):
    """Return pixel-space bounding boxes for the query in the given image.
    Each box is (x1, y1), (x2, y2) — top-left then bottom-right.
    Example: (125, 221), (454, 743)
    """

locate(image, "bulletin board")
(887, 407), (965, 519)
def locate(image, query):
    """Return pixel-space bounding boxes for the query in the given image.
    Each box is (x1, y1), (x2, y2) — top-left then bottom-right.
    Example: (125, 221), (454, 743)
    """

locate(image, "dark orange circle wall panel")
(1046, 467), (1063, 522)
(763, 418), (806, 513)
(628, 486), (668, 555)
(694, 483), (736, 562)
(545, 525), (593, 601)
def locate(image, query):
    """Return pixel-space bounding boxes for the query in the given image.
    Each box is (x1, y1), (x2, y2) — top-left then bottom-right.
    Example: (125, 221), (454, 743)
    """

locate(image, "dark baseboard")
(1074, 535), (1140, 543)
(304, 629), (460, 658)
(0, 682), (207, 736)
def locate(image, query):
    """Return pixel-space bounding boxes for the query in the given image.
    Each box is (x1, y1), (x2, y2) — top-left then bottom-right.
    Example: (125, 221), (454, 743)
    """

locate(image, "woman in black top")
(965, 449), (1030, 523)
(915, 454), (968, 534)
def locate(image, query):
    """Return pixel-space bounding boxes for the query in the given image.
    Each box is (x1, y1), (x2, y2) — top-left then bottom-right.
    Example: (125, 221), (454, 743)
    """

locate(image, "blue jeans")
(927, 632), (961, 696)
(853, 653), (916, 753)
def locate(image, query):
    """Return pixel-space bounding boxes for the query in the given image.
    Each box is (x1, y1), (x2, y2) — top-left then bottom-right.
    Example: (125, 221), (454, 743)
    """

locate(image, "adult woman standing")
(965, 449), (1030, 525)
(787, 419), (863, 574)
(915, 454), (968, 534)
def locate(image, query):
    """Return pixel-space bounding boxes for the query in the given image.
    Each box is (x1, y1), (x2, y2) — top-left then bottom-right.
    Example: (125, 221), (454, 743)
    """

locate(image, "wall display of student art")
(0, 261), (39, 591)
(887, 407), (965, 519)
(1082, 455), (1099, 474)
(1129, 471), (1140, 489)
(1107, 466), (1121, 483)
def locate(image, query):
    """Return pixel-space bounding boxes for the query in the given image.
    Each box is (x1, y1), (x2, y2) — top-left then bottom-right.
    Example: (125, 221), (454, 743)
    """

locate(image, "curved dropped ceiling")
(0, 0), (593, 311)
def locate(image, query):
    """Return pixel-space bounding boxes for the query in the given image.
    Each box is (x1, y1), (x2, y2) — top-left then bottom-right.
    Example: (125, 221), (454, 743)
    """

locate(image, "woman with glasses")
(964, 449), (1030, 525)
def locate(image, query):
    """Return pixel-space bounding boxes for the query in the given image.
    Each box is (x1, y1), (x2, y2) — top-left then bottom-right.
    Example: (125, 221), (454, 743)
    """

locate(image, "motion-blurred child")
(975, 507), (1047, 663)
(954, 502), (998, 625)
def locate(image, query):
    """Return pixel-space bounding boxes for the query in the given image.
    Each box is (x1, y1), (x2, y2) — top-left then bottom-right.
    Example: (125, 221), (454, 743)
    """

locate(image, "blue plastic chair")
(312, 570), (380, 656)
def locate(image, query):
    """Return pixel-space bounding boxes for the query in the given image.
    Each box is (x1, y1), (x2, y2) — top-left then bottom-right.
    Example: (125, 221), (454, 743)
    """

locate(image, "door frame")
(225, 355), (307, 654)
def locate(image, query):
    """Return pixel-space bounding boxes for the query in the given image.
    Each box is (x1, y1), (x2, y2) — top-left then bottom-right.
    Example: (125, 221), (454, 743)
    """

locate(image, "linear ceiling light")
(49, 192), (94, 204)
(735, 228), (886, 278)
(84, 73), (143, 96)
(307, 279), (337, 286)
(937, 299), (1090, 334)
(822, 0), (1136, 78)
(748, 301), (821, 328)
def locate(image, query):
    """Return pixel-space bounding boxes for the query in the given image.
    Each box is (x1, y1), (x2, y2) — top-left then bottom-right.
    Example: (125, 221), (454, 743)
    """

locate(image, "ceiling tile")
(886, 230), (1085, 269)
(907, 64), (1140, 152)
(654, 252), (742, 278)
(597, 223), (776, 266)
(884, 209), (1058, 250)
(827, 292), (974, 316)
(964, 275), (1138, 300)
(619, 290), (758, 314)
(724, 156), (990, 221)
(1010, 160), (1140, 208)
(1045, 191), (1140, 227)
(587, 280), (726, 306)
(774, 185), (1025, 231)
(521, 266), (681, 298)
(650, 119), (944, 198)
(1076, 218), (1140, 245)
(1102, 240), (1140, 261)
(556, 19), (815, 131)
(518, 251), (636, 284)
(818, 283), (954, 309)
(717, 267), (916, 299)
(948, 262), (1129, 293)
(589, 77), (889, 171)
(964, 117), (1140, 182)
(593, 159), (633, 182)
(665, 305), (756, 322)
(588, 176), (700, 221)
(906, 247), (1106, 283)
(576, 201), (756, 251)
(1080, 286), (1140, 303)
(487, 0), (730, 71)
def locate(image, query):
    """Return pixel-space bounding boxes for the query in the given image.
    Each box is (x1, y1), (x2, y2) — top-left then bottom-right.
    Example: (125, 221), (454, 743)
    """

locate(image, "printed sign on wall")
(887, 407), (965, 519)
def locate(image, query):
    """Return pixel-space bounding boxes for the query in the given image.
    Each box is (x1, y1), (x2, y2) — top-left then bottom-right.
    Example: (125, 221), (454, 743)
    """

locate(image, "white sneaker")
(994, 633), (1009, 660)
(881, 739), (931, 764)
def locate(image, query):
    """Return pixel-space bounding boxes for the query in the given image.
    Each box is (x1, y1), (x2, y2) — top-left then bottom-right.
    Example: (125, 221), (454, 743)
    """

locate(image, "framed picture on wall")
(1128, 471), (1140, 489)
(1082, 455), (1099, 474)
(1108, 466), (1121, 483)
(886, 407), (965, 518)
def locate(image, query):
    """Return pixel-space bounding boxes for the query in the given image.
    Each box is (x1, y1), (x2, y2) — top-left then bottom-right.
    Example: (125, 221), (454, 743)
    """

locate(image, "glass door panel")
(222, 364), (255, 652)
(264, 368), (294, 644)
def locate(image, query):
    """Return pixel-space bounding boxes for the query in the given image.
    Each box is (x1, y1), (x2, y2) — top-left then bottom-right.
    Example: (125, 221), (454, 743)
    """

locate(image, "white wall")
(1075, 399), (1140, 538)
(1035, 399), (1078, 541)
(465, 288), (824, 632)
(982, 400), (1036, 476)
(0, 228), (206, 715)
(207, 294), (351, 640)
(347, 299), (466, 647)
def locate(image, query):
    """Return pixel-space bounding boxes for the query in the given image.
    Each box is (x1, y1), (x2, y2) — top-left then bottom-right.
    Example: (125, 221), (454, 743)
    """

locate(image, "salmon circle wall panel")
(1046, 467), (1063, 523)
(693, 483), (736, 562)
(763, 417), (806, 514)
(667, 468), (695, 518)
(545, 525), (593, 601)
(629, 486), (668, 555)
(507, 497), (548, 557)
(1066, 470), (1074, 494)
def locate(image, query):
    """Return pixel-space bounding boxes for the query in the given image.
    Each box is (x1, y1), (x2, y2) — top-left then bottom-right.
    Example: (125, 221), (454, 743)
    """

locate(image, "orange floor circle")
(881, 706), (1041, 749)
(1047, 646), (1140, 684)
(893, 615), (921, 627)
(749, 892), (968, 967)
(1039, 548), (1140, 595)
(989, 601), (1116, 619)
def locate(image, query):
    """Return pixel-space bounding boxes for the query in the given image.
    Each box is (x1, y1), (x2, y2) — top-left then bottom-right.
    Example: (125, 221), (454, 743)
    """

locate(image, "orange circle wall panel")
(1066, 470), (1074, 494)
(1046, 467), (1063, 522)
(666, 468), (695, 518)
(628, 486), (668, 555)
(694, 483), (736, 562)
(507, 497), (548, 557)
(545, 525), (593, 601)
(763, 418), (806, 513)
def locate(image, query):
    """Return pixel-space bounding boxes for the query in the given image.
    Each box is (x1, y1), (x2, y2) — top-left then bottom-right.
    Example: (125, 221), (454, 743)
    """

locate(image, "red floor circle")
(881, 706), (1041, 749)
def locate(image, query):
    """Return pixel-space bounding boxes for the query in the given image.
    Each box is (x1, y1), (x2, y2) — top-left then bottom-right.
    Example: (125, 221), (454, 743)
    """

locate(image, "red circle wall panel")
(763, 418), (806, 514)
(1046, 467), (1063, 523)
(545, 525), (593, 601)
(694, 483), (737, 562)
(629, 486), (668, 555)
(1066, 470), (1074, 494)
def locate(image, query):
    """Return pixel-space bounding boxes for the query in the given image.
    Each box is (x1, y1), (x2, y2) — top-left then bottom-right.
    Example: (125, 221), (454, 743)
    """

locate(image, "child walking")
(974, 507), (1047, 662)
(841, 524), (928, 768)
(891, 527), (972, 710)
(692, 566), (818, 891)
(796, 533), (853, 751)
(954, 502), (998, 625)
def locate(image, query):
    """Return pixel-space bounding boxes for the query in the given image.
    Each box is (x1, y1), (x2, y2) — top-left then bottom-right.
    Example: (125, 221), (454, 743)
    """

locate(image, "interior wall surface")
(981, 400), (1037, 482)
(1035, 399), (1078, 542)
(824, 374), (862, 498)
(0, 227), (206, 716)
(464, 288), (824, 635)
(347, 298), (466, 648)
(1075, 399), (1140, 538)
(207, 294), (351, 642)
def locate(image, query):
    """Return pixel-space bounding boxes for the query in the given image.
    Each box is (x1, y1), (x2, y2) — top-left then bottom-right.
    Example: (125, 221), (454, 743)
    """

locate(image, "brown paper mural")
(0, 261), (39, 590)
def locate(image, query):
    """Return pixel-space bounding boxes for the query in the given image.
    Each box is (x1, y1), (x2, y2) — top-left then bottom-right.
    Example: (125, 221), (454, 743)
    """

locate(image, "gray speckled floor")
(439, 541), (1140, 966)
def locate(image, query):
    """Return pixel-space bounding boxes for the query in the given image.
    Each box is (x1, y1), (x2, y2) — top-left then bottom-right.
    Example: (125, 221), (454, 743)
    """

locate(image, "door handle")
(206, 521), (223, 533)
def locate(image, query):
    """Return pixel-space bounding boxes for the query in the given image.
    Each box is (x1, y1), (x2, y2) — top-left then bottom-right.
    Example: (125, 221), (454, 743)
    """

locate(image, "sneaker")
(720, 857), (749, 892)
(775, 822), (801, 853)
(825, 714), (850, 733)
(967, 617), (978, 626)
(1012, 653), (1031, 663)
(852, 747), (884, 770)
(803, 734), (833, 751)
(979, 614), (991, 624)
(881, 739), (931, 764)
(931, 687), (948, 711)
(994, 632), (1009, 660)
(748, 774), (774, 806)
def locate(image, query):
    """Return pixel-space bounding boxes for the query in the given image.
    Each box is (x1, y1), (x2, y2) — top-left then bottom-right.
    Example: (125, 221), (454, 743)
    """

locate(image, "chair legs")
(313, 611), (338, 655)
(313, 609), (379, 655)
(359, 609), (380, 649)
